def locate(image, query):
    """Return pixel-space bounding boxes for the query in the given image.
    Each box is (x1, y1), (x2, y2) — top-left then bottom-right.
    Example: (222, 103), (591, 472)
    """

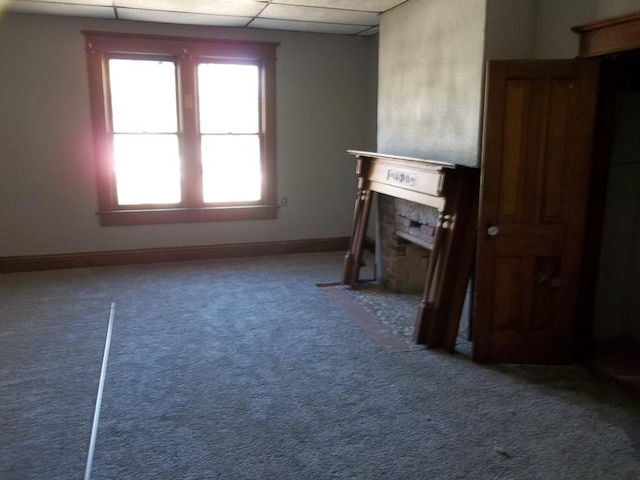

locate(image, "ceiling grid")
(5, 0), (408, 34)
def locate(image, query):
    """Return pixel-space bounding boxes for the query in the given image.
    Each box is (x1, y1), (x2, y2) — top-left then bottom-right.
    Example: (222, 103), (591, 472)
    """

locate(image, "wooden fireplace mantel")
(342, 150), (480, 350)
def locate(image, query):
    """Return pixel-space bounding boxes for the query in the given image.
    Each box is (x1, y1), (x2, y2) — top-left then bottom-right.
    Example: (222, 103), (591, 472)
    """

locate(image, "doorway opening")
(585, 53), (640, 395)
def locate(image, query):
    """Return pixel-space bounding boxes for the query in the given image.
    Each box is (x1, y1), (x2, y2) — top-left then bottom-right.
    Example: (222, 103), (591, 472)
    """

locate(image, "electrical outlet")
(281, 196), (288, 207)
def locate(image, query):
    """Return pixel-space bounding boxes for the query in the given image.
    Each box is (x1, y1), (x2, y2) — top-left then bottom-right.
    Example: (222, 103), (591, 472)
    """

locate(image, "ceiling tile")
(260, 4), (379, 26)
(271, 0), (406, 13)
(116, 8), (250, 26)
(6, 0), (115, 17)
(114, 0), (265, 17)
(4, 0), (387, 35)
(249, 18), (369, 35)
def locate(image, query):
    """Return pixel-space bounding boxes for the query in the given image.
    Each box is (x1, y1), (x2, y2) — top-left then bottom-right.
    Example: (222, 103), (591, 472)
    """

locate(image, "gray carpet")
(1, 251), (639, 479)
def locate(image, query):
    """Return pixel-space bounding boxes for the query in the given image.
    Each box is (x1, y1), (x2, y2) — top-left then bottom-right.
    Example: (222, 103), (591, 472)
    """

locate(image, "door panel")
(474, 60), (599, 364)
(499, 80), (529, 223)
(492, 257), (524, 330)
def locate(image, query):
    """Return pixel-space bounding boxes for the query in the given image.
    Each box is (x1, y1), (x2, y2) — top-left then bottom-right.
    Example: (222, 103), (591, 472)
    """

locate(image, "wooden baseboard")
(0, 237), (350, 273)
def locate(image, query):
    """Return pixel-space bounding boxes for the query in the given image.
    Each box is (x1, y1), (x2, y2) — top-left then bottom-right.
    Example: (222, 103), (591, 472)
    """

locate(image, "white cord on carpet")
(84, 302), (116, 480)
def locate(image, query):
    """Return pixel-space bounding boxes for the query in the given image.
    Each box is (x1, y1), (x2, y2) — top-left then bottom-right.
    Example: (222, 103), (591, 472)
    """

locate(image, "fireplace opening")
(377, 195), (437, 294)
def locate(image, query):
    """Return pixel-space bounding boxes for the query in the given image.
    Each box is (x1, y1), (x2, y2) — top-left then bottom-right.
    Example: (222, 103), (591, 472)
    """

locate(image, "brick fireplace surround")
(377, 195), (438, 294)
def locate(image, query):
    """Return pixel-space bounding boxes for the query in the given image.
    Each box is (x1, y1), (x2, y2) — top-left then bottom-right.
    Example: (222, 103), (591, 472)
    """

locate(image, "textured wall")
(484, 0), (536, 60)
(0, 13), (377, 256)
(596, 0), (640, 19)
(533, 0), (596, 58)
(377, 0), (485, 166)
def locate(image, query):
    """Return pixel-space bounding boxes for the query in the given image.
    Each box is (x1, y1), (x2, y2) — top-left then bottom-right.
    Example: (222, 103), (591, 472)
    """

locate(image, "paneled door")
(473, 60), (599, 364)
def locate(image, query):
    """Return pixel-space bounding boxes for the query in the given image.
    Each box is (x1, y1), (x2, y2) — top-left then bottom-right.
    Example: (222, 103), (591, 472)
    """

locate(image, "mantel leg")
(413, 173), (479, 350)
(413, 215), (446, 345)
(342, 189), (372, 286)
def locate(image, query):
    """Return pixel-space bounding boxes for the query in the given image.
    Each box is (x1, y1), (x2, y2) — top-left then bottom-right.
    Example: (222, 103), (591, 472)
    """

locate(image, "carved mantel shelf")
(341, 150), (479, 350)
(572, 11), (640, 57)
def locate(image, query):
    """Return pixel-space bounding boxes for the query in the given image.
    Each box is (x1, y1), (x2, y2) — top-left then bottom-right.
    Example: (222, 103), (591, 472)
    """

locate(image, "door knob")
(487, 225), (499, 237)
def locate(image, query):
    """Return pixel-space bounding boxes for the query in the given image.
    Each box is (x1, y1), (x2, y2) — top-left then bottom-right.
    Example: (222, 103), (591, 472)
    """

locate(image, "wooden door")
(473, 60), (599, 364)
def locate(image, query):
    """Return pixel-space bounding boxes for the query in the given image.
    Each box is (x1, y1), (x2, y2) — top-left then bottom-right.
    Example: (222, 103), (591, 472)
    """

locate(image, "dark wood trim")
(97, 205), (279, 226)
(83, 31), (279, 59)
(0, 237), (350, 273)
(572, 12), (640, 57)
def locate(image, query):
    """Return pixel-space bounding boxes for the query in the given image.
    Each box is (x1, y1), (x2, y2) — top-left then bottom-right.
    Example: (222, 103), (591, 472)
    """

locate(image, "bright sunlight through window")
(198, 63), (261, 203)
(109, 59), (180, 205)
(109, 60), (262, 205)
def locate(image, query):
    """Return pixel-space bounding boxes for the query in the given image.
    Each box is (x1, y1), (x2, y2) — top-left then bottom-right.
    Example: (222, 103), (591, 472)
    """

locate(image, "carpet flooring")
(1, 251), (639, 479)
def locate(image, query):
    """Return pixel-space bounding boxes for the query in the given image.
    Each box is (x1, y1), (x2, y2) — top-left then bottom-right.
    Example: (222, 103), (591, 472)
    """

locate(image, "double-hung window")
(83, 32), (278, 226)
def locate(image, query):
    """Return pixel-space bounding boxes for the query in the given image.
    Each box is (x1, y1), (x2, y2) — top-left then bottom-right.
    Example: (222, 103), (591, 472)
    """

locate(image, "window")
(83, 32), (278, 226)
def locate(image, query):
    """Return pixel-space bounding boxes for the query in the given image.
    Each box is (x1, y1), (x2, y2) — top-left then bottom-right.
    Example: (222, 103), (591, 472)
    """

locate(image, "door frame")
(572, 12), (640, 361)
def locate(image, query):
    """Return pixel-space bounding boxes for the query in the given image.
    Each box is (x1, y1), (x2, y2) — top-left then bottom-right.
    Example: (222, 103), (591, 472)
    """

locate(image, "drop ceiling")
(5, 0), (408, 35)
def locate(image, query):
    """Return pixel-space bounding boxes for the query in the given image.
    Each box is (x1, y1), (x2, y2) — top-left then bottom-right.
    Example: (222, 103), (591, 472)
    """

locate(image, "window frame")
(83, 31), (278, 226)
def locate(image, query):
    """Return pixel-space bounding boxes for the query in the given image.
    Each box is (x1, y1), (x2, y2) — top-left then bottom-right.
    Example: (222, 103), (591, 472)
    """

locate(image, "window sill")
(97, 205), (279, 226)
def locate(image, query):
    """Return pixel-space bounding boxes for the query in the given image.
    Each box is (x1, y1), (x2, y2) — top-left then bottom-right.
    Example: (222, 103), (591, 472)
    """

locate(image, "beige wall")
(377, 0), (485, 166)
(532, 0), (596, 58)
(596, 0), (640, 19)
(0, 13), (377, 256)
(484, 0), (536, 60)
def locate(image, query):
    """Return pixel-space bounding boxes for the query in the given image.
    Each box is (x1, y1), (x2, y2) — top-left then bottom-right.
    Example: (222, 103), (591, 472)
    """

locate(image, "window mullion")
(178, 54), (202, 207)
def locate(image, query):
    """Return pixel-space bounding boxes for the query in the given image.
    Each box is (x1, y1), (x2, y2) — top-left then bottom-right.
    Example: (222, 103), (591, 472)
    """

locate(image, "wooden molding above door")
(572, 11), (640, 57)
